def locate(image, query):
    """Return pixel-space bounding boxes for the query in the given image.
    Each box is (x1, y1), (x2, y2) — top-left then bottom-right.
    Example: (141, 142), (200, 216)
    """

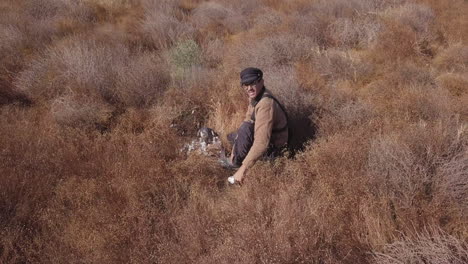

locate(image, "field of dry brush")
(1, 0), (467, 263)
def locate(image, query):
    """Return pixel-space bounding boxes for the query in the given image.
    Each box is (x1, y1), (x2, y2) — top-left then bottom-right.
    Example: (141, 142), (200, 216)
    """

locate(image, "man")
(227, 67), (289, 184)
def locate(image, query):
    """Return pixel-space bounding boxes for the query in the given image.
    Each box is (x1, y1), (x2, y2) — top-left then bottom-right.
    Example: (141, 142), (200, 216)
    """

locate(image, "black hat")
(240, 67), (263, 85)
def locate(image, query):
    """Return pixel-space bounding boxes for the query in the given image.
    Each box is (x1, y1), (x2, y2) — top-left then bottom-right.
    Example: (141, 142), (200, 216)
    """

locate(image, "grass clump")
(1, 0), (467, 263)
(170, 39), (202, 72)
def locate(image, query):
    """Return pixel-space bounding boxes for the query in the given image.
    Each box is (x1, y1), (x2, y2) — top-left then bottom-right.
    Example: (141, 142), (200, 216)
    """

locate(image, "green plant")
(170, 39), (201, 74)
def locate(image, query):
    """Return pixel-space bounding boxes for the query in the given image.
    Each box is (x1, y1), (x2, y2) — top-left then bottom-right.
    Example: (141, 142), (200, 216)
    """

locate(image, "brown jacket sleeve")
(244, 103), (254, 121)
(242, 98), (274, 169)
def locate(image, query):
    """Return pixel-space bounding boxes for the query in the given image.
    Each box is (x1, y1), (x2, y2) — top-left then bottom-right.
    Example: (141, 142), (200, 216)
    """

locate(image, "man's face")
(243, 79), (264, 99)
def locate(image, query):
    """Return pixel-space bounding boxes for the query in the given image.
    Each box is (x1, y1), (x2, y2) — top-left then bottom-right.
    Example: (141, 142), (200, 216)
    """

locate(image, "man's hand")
(233, 165), (247, 183)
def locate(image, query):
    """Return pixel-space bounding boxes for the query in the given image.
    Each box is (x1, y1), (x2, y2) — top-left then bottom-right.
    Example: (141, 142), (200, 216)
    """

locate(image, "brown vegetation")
(1, 0), (467, 263)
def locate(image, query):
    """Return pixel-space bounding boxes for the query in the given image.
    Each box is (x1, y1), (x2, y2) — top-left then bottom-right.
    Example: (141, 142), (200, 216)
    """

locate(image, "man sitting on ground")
(227, 67), (289, 184)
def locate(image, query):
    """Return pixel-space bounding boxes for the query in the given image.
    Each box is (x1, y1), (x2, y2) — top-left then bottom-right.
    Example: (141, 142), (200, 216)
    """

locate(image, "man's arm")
(232, 99), (274, 183)
(241, 98), (274, 169)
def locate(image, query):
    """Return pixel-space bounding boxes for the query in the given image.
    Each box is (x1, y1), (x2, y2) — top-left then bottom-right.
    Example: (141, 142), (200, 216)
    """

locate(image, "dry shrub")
(304, 0), (394, 19)
(206, 81), (247, 145)
(436, 73), (468, 97)
(201, 38), (225, 68)
(434, 145), (468, 215)
(35, 140), (176, 263)
(24, 0), (68, 19)
(114, 51), (171, 107)
(3, 0), (94, 39)
(300, 68), (374, 137)
(104, 119), (182, 261)
(295, 61), (327, 93)
(247, 6), (290, 36)
(191, 2), (248, 35)
(154, 157), (348, 263)
(0, 1), (88, 57)
(329, 16), (382, 49)
(0, 81), (31, 106)
(16, 36), (170, 126)
(0, 106), (83, 262)
(375, 3), (441, 59)
(139, 1), (194, 50)
(13, 54), (63, 101)
(382, 3), (435, 39)
(207, 103), (243, 147)
(21, 37), (149, 100)
(222, 0), (262, 13)
(24, 0), (96, 34)
(1, 0), (468, 262)
(0, 102), (181, 263)
(169, 65), (215, 95)
(83, 0), (140, 23)
(363, 63), (453, 122)
(308, 48), (373, 84)
(262, 66), (312, 112)
(226, 33), (314, 71)
(418, 0), (468, 43)
(38, 176), (131, 263)
(374, 227), (468, 264)
(287, 11), (330, 47)
(86, 0), (135, 10)
(286, 131), (374, 262)
(51, 94), (113, 128)
(0, 25), (27, 105)
(114, 105), (182, 160)
(303, 125), (371, 183)
(319, 97), (375, 137)
(369, 20), (420, 63)
(433, 43), (468, 73)
(157, 65), (220, 138)
(374, 63), (435, 89)
(320, 1), (382, 48)
(368, 132), (433, 209)
(388, 84), (451, 122)
(0, 25), (24, 57)
(177, 0), (204, 11)
(294, 55), (372, 138)
(149, 158), (227, 261)
(251, 7), (283, 32)
(0, 1), (92, 105)
(286, 0), (406, 48)
(366, 119), (467, 238)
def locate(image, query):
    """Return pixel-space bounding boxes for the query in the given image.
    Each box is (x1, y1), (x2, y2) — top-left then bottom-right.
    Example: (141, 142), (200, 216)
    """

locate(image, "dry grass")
(191, 2), (248, 35)
(329, 16), (382, 49)
(16, 35), (170, 111)
(436, 73), (468, 97)
(138, 0), (194, 51)
(374, 227), (468, 264)
(433, 43), (468, 73)
(1, 0), (467, 263)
